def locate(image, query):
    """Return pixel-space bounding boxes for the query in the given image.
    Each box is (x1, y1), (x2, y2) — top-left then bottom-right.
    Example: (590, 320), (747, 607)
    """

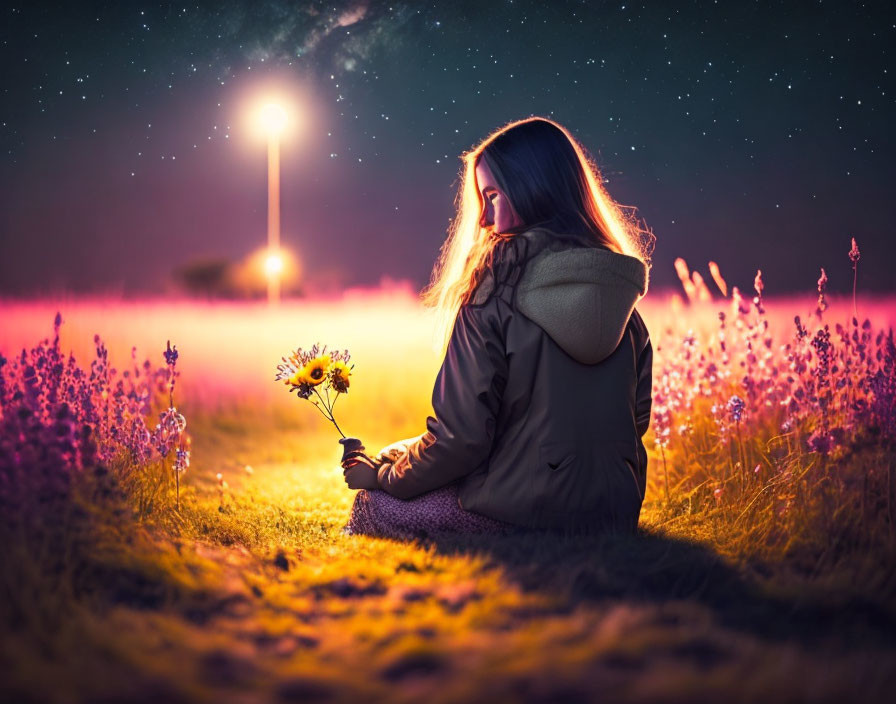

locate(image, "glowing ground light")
(264, 251), (284, 277)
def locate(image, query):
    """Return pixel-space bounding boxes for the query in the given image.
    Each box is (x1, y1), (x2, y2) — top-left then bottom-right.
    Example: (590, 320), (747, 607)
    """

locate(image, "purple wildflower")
(154, 407), (187, 457)
(162, 340), (180, 407)
(164, 340), (179, 366)
(174, 447), (190, 474)
(728, 395), (746, 423)
(811, 326), (832, 390)
(652, 402), (672, 449)
(1, 316), (191, 525)
(807, 427), (842, 455)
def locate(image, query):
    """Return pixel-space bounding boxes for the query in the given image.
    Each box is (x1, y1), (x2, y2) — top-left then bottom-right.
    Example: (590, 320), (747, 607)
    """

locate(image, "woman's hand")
(342, 454), (382, 490)
(342, 435), (420, 490)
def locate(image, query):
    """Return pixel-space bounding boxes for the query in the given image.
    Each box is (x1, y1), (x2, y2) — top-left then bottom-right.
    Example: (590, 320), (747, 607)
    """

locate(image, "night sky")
(1, 1), (894, 297)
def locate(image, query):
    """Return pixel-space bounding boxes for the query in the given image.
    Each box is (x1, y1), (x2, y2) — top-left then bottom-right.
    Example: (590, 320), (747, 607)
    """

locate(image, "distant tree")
(175, 251), (307, 299)
(174, 258), (238, 298)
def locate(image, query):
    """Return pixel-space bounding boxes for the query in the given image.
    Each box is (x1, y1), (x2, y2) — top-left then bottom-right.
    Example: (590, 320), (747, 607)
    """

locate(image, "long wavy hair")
(421, 117), (654, 351)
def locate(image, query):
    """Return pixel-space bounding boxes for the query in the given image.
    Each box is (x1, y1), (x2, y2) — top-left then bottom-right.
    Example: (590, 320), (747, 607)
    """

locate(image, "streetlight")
(258, 101), (288, 305)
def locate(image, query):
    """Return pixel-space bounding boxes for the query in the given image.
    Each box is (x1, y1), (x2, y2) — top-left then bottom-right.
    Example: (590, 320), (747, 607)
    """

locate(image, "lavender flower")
(164, 340), (179, 366)
(154, 407), (187, 457)
(811, 326), (832, 390)
(163, 340), (179, 407)
(174, 447), (190, 473)
(1, 317), (190, 525)
(652, 402), (672, 449)
(807, 428), (838, 455)
(728, 395), (746, 423)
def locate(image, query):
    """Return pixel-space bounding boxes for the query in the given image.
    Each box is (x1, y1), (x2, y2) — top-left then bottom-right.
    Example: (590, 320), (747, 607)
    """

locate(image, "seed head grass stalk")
(849, 237), (861, 321)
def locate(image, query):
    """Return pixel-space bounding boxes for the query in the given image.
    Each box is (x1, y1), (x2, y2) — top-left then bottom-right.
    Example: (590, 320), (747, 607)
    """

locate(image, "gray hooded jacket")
(377, 227), (652, 532)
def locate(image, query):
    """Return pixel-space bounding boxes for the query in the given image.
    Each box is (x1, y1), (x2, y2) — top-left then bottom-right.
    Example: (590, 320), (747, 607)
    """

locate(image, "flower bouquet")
(275, 344), (373, 465)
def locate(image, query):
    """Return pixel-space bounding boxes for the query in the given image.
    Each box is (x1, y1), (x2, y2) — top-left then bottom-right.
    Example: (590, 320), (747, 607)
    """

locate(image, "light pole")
(258, 102), (288, 305)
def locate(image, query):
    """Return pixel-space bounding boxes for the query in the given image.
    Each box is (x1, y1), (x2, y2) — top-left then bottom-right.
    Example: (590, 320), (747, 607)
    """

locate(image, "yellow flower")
(298, 354), (330, 386)
(329, 360), (351, 393)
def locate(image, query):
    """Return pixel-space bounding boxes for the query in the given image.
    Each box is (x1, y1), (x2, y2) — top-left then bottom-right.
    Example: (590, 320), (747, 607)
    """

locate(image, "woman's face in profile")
(475, 159), (523, 235)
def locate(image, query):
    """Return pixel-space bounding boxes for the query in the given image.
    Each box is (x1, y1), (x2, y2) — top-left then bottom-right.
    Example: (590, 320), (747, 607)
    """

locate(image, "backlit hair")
(421, 116), (654, 351)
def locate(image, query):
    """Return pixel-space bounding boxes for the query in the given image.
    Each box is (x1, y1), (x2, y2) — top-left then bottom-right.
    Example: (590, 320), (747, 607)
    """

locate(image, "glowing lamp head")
(258, 102), (288, 137)
(264, 252), (284, 277)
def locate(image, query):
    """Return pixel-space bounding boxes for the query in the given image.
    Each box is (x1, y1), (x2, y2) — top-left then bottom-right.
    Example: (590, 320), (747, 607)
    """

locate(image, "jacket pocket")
(540, 442), (577, 473)
(531, 442), (581, 514)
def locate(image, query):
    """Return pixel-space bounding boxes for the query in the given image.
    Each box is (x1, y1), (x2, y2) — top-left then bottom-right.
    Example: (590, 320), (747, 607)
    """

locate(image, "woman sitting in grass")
(342, 117), (654, 539)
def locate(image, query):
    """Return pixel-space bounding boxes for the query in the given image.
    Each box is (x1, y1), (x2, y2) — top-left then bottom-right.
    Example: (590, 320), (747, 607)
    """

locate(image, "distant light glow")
(264, 251), (284, 277)
(258, 102), (288, 137)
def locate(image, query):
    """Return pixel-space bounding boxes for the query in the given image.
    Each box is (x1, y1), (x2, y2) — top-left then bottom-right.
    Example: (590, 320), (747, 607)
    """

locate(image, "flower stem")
(312, 386), (328, 412)
(312, 386), (346, 438)
(309, 394), (335, 422)
(330, 390), (340, 415)
(329, 393), (346, 437)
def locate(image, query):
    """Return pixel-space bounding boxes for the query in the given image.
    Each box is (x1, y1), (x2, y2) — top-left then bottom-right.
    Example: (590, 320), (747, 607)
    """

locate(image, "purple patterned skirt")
(344, 483), (517, 540)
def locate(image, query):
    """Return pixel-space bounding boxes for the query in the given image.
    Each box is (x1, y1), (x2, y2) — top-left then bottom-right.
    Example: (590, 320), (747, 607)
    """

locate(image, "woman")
(342, 117), (654, 539)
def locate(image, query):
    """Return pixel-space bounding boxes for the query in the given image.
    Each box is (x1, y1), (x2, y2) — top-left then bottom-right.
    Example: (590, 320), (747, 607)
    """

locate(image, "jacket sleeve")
(377, 300), (507, 499)
(634, 316), (653, 438)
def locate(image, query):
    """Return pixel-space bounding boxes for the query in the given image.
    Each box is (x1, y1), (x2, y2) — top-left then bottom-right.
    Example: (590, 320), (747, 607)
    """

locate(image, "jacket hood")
(515, 228), (648, 364)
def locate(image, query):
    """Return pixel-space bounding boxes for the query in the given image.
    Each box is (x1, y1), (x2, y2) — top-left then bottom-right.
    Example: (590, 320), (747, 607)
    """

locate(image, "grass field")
(2, 290), (896, 703)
